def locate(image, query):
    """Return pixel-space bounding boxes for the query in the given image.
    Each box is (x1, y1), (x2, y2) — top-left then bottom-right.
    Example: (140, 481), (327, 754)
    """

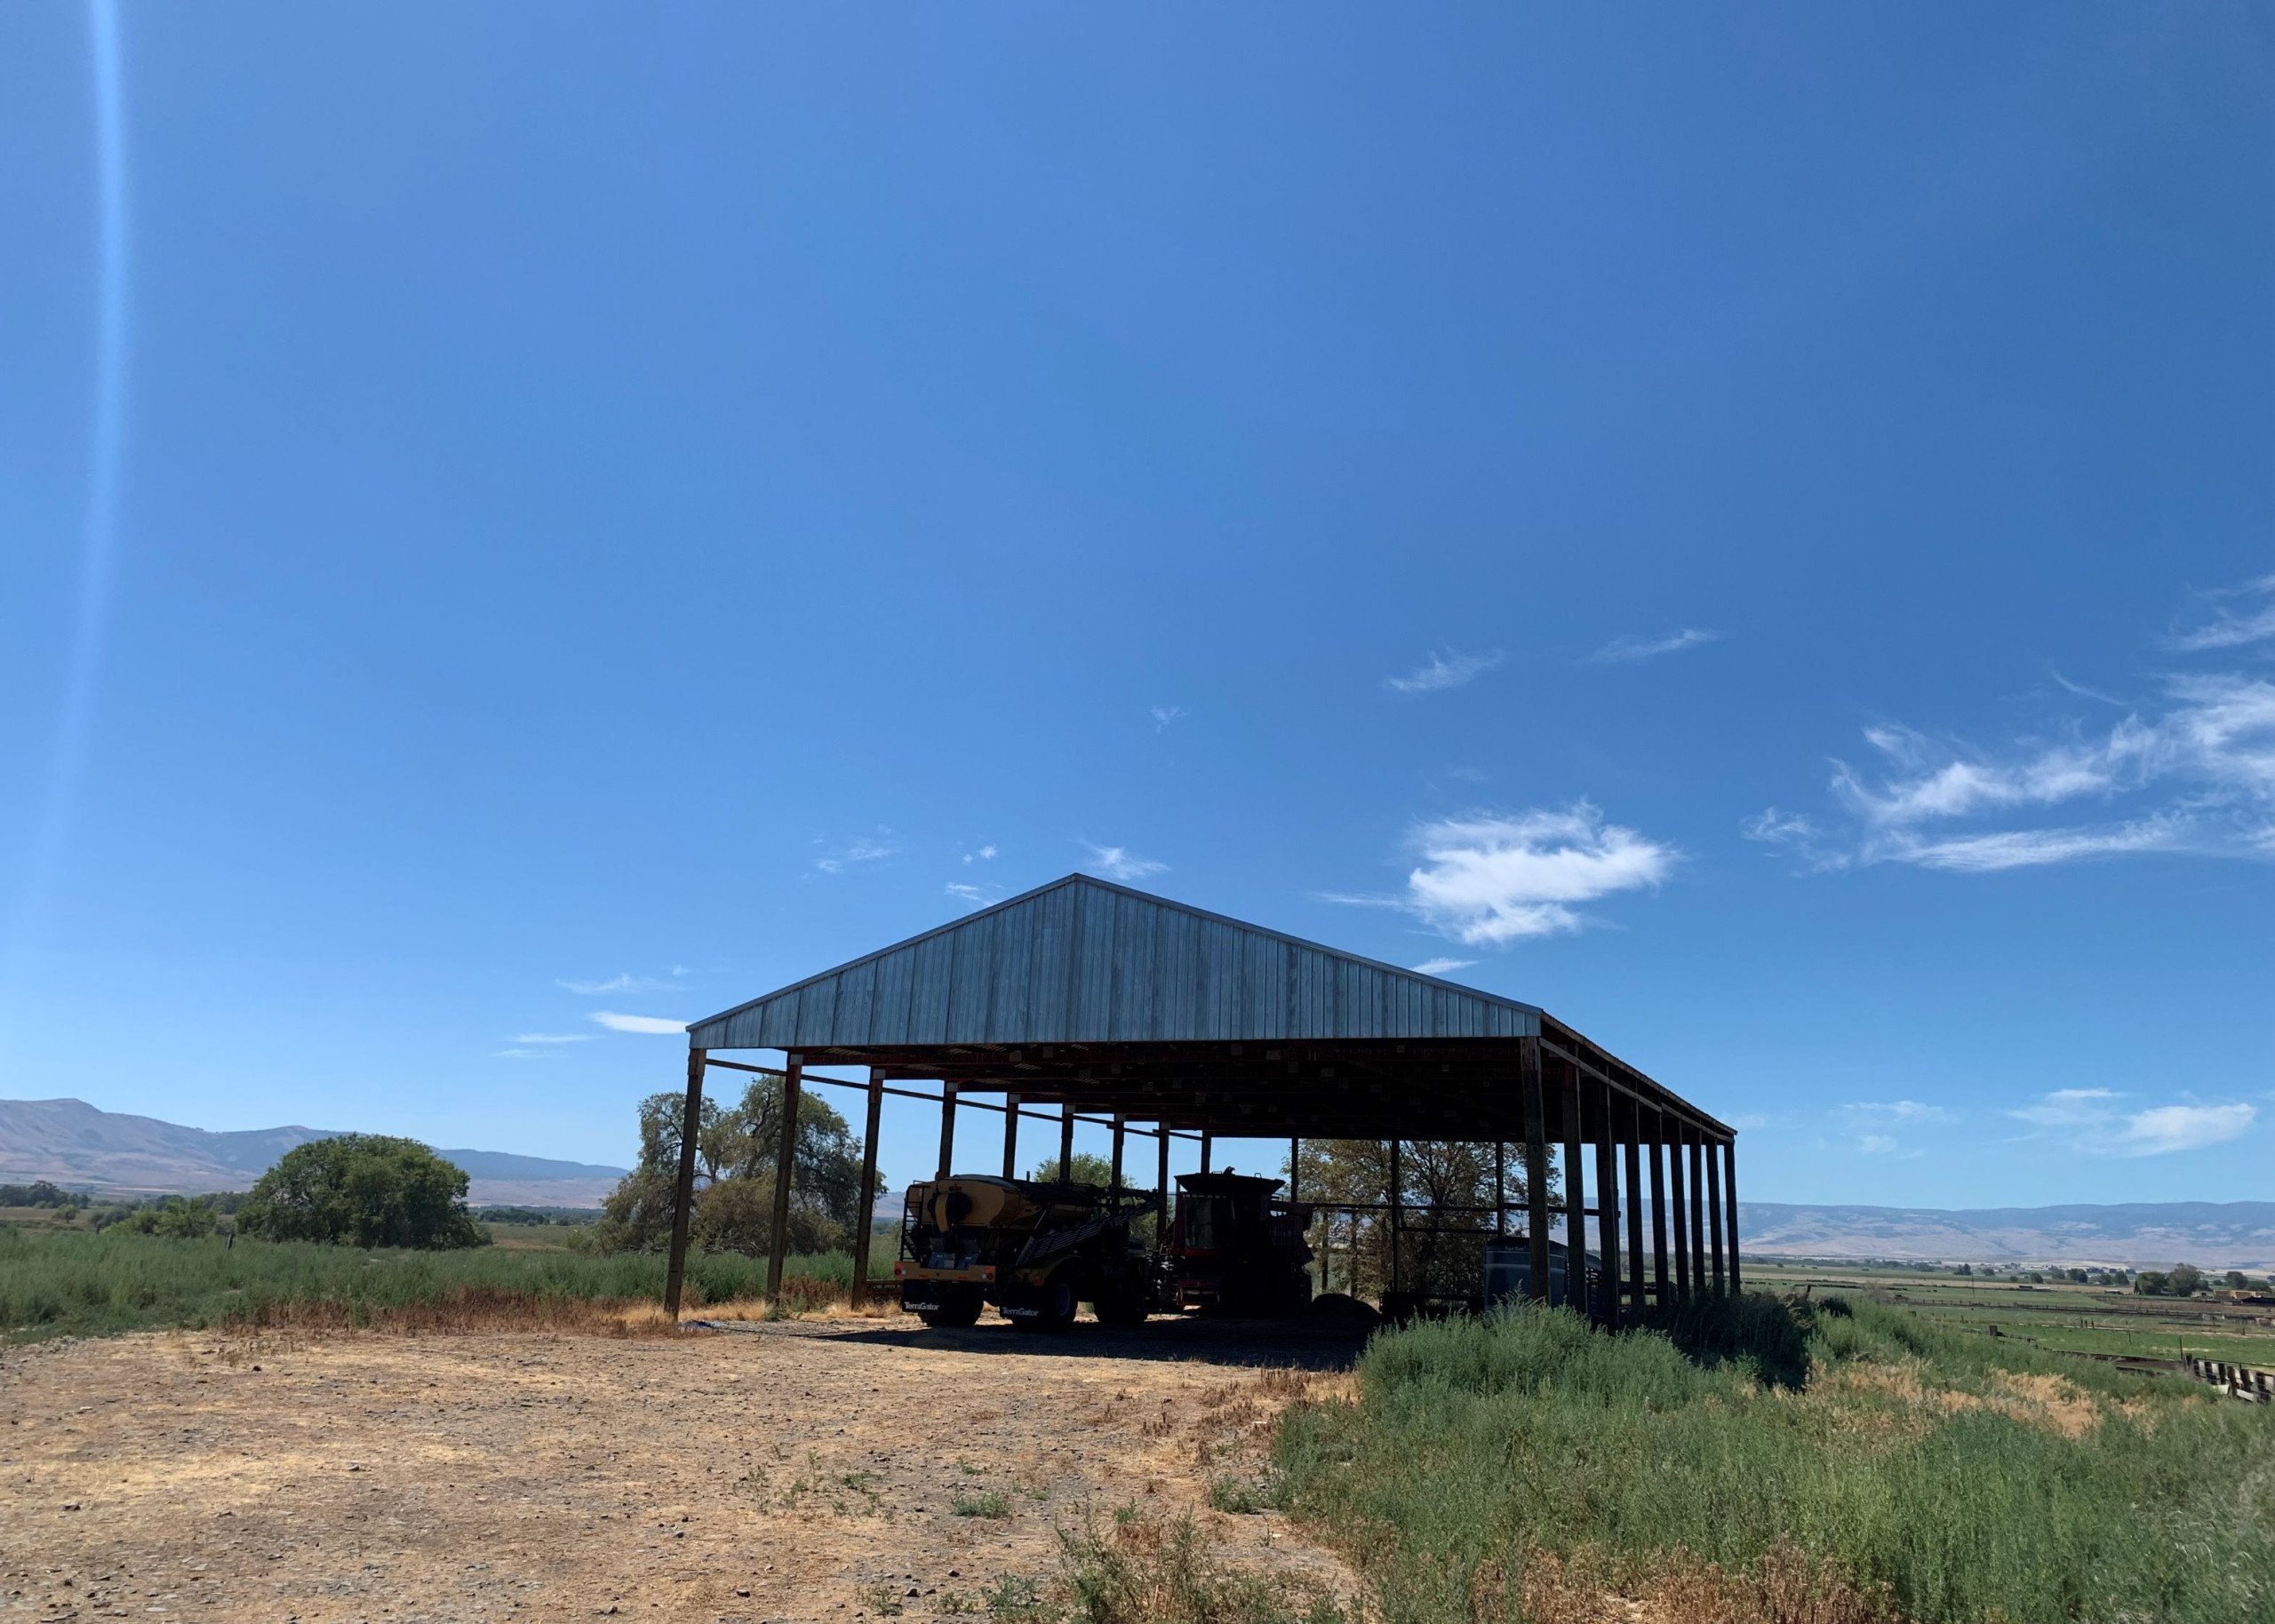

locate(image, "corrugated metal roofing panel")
(684, 874), (1544, 1051)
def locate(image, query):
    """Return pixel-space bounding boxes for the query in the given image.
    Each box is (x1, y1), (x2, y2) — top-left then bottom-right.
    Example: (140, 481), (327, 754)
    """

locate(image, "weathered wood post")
(764, 1054), (803, 1303)
(1722, 1140), (1742, 1294)
(1561, 1055), (1586, 1313)
(664, 1047), (706, 1319)
(1002, 1093), (1020, 1179)
(1387, 1136), (1404, 1299)
(1667, 1121), (1691, 1301)
(1705, 1134), (1726, 1294)
(1648, 1115), (1671, 1309)
(1110, 1114), (1127, 1193)
(1593, 1079), (1621, 1328)
(850, 1067), (884, 1306)
(1523, 1037), (1551, 1303)
(1688, 1133), (1708, 1295)
(1155, 1122), (1170, 1230)
(936, 1082), (958, 1179)
(1199, 1130), (1212, 1174)
(1624, 1103), (1648, 1318)
(1058, 1104), (1075, 1180)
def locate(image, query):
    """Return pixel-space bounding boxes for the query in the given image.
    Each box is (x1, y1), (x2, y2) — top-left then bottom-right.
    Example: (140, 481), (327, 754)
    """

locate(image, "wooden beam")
(936, 1082), (957, 1179)
(1723, 1140), (1743, 1294)
(1002, 1092), (1019, 1179)
(1688, 1134), (1708, 1295)
(1058, 1105), (1074, 1181)
(1705, 1132), (1726, 1293)
(1593, 1079), (1621, 1329)
(1648, 1118), (1670, 1308)
(663, 1048), (706, 1319)
(850, 1068), (884, 1307)
(1110, 1114), (1127, 1193)
(764, 1055), (802, 1302)
(1561, 1054), (1585, 1313)
(1623, 1103), (1647, 1317)
(1523, 1038), (1550, 1303)
(1667, 1119), (1690, 1301)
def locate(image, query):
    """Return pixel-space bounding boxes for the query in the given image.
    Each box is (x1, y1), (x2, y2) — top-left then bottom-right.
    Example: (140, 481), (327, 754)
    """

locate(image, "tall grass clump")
(0, 1227), (857, 1341)
(1276, 1294), (2275, 1624)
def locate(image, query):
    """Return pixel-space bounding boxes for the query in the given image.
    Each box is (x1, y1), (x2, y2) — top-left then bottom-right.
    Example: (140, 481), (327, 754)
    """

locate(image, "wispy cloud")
(494, 1047), (549, 1060)
(511, 1031), (594, 1045)
(1151, 705), (1186, 730)
(945, 881), (1002, 907)
(813, 833), (898, 875)
(590, 1011), (688, 1036)
(1334, 803), (1676, 944)
(2168, 572), (2275, 652)
(1589, 628), (1723, 665)
(557, 972), (678, 996)
(1385, 649), (1503, 695)
(1083, 842), (1167, 882)
(1409, 957), (1475, 977)
(1841, 1100), (1959, 1125)
(962, 844), (998, 864)
(2007, 1087), (2256, 1156)
(1760, 575), (2275, 875)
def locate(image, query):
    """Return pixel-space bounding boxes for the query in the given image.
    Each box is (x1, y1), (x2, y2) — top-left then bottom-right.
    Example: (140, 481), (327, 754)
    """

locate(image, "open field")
(0, 1229), (874, 1343)
(1748, 1258), (2275, 1373)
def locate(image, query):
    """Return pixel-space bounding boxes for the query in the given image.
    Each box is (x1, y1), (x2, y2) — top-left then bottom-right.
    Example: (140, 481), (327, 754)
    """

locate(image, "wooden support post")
(1688, 1134), (1708, 1294)
(1058, 1105), (1074, 1180)
(1110, 1114), (1126, 1193)
(1199, 1131), (1212, 1174)
(850, 1067), (883, 1307)
(1723, 1140), (1743, 1294)
(1667, 1121), (1690, 1300)
(1288, 1137), (1300, 1202)
(1593, 1080), (1621, 1329)
(1522, 1037), (1550, 1303)
(1624, 1108), (1647, 1317)
(1387, 1136), (1403, 1298)
(1648, 1118), (1670, 1308)
(764, 1054), (802, 1302)
(664, 1047), (706, 1319)
(1002, 1093), (1020, 1179)
(1705, 1134), (1726, 1293)
(936, 1082), (957, 1179)
(1156, 1121), (1171, 1227)
(1494, 1140), (1506, 1235)
(1561, 1056), (1585, 1313)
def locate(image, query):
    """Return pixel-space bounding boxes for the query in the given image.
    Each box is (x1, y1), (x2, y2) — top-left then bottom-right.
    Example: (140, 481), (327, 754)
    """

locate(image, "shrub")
(235, 1136), (486, 1249)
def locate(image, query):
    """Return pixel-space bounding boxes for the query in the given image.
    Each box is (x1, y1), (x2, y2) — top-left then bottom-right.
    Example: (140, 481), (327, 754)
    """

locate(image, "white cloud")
(1590, 628), (1724, 665)
(1151, 705), (1186, 729)
(1083, 843), (1168, 882)
(1856, 1134), (1899, 1156)
(813, 834), (897, 875)
(1840, 1100), (1958, 1125)
(2007, 1088), (2256, 1156)
(1409, 958), (1475, 977)
(1772, 577), (2275, 875)
(590, 1011), (688, 1035)
(494, 1047), (548, 1060)
(2168, 572), (2275, 652)
(1393, 803), (1678, 944)
(962, 844), (998, 864)
(2111, 1103), (2255, 1156)
(511, 1031), (593, 1045)
(558, 972), (677, 996)
(1385, 649), (1503, 695)
(945, 881), (1002, 907)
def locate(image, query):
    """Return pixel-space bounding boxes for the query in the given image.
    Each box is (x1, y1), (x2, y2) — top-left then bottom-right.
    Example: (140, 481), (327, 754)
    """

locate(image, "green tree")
(237, 1135), (486, 1249)
(2223, 1270), (2247, 1292)
(588, 1077), (870, 1256)
(1028, 1151), (1116, 1187)
(1293, 1140), (1544, 1302)
(2135, 1270), (2169, 1296)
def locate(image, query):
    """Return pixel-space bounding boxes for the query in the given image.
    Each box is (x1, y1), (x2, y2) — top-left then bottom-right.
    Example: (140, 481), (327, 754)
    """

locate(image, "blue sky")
(3, 4), (2271, 1208)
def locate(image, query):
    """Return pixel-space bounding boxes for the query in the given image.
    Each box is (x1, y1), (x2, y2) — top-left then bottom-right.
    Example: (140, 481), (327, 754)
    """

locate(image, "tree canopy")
(237, 1135), (486, 1249)
(587, 1077), (871, 1256)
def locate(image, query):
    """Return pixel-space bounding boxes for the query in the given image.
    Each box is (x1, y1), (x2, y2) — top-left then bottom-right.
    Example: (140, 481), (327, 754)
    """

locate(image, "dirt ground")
(3, 1313), (1369, 1623)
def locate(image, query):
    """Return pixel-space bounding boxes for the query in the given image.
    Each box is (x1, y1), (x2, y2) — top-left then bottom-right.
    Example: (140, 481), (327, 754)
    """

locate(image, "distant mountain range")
(1739, 1200), (2275, 1270)
(0, 1098), (627, 1209)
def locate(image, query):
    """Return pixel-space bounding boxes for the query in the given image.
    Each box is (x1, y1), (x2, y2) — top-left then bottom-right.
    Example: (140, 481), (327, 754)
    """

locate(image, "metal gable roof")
(685, 874), (1543, 1053)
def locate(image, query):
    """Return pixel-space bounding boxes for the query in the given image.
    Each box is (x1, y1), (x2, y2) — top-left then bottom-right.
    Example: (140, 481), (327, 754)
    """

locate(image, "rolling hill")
(0, 1098), (627, 1209)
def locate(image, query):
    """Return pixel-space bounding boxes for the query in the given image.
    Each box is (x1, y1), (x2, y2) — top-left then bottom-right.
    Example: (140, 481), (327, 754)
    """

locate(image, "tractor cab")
(1168, 1172), (1313, 1314)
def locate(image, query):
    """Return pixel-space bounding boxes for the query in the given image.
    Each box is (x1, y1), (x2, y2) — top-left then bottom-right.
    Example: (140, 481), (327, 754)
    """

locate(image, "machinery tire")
(918, 1288), (984, 1329)
(1013, 1275), (1078, 1333)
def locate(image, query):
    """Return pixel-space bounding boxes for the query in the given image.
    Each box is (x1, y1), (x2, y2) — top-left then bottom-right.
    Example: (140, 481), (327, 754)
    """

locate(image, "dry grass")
(1500, 1542), (1902, 1624)
(243, 1285), (689, 1337)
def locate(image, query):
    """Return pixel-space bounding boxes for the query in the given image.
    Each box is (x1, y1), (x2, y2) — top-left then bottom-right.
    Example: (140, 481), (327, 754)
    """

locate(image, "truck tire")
(918, 1287), (984, 1328)
(1012, 1274), (1077, 1333)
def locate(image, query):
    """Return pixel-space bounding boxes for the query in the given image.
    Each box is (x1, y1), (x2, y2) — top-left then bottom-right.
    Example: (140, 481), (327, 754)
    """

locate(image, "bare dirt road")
(4, 1314), (1366, 1623)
